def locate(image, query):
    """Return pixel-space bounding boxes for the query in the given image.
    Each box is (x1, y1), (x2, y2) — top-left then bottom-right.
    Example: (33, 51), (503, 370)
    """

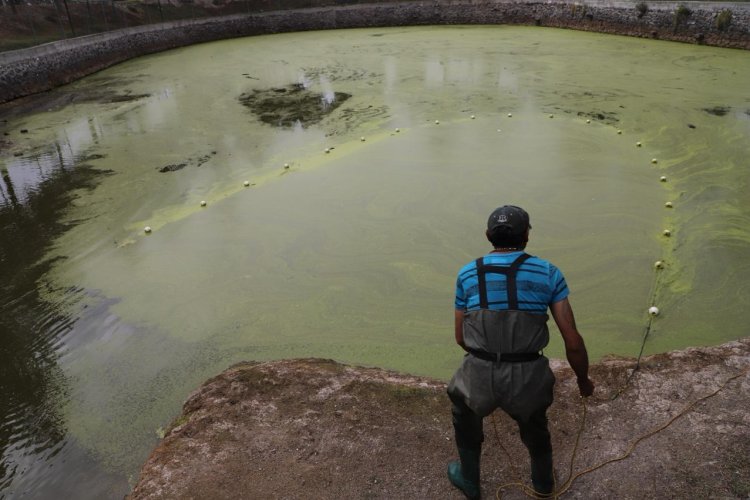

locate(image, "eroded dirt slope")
(130, 339), (750, 499)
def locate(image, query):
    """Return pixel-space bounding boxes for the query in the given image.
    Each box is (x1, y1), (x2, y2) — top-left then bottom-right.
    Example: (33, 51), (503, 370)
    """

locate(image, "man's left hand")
(577, 377), (595, 397)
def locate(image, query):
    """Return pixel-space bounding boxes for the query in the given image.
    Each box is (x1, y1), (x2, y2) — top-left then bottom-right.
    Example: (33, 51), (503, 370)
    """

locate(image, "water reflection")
(0, 144), (109, 492)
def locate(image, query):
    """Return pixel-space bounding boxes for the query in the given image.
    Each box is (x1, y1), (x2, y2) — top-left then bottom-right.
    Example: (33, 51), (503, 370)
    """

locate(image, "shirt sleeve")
(549, 263), (569, 303)
(455, 274), (467, 310)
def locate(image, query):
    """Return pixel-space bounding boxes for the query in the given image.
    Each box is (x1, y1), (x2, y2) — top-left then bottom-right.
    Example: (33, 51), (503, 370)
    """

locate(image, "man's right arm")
(454, 309), (467, 350)
(550, 298), (595, 397)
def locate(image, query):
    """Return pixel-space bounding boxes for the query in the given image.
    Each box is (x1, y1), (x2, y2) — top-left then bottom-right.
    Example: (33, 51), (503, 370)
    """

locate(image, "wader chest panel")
(448, 253), (555, 419)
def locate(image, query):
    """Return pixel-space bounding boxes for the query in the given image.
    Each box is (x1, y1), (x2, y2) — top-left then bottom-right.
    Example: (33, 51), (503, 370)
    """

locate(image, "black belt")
(466, 347), (541, 363)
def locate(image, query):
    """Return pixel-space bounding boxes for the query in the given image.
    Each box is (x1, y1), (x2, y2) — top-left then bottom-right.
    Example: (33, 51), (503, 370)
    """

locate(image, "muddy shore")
(129, 338), (750, 499)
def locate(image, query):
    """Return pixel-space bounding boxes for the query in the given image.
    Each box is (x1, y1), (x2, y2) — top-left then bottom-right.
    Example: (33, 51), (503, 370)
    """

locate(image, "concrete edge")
(1, 0), (749, 104)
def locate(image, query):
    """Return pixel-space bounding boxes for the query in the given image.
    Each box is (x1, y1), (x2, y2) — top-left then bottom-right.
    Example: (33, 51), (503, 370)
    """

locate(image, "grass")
(0, 35), (60, 52)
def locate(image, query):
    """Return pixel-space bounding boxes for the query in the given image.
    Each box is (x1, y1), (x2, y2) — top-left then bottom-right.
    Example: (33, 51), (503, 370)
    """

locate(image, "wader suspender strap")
(475, 253), (532, 310)
(469, 252), (541, 362)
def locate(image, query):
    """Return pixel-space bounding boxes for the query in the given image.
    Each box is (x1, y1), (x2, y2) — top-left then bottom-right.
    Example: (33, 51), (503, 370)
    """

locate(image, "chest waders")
(448, 253), (556, 421)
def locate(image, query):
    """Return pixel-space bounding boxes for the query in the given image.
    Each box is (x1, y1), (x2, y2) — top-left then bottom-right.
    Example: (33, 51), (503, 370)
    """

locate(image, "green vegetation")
(728, 448), (750, 497)
(635, 2), (648, 19)
(571, 3), (587, 17)
(674, 3), (693, 29)
(0, 35), (60, 52)
(716, 9), (733, 31)
(167, 414), (190, 434)
(675, 4), (693, 20)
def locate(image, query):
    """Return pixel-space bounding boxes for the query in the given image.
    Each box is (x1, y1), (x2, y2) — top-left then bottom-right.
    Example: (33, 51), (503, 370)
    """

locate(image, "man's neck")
(491, 247), (523, 253)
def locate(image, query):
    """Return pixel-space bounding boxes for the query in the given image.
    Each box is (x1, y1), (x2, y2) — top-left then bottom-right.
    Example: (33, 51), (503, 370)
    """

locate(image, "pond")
(1, 25), (749, 498)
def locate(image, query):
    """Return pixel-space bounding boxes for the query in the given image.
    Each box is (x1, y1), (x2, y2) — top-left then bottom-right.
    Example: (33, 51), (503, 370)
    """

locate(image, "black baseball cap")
(487, 205), (531, 235)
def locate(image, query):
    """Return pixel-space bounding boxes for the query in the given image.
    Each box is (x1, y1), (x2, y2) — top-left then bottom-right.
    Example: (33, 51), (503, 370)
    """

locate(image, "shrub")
(716, 9), (732, 31)
(636, 2), (648, 19)
(570, 3), (586, 17)
(674, 4), (692, 29)
(675, 4), (692, 20)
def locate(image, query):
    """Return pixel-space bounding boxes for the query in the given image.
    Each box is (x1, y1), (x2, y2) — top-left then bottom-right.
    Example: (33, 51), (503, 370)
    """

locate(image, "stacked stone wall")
(1, 0), (749, 104)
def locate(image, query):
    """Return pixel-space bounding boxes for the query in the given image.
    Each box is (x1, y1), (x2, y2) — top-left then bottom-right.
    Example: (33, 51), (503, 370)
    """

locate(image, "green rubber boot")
(447, 447), (481, 499)
(530, 451), (554, 497)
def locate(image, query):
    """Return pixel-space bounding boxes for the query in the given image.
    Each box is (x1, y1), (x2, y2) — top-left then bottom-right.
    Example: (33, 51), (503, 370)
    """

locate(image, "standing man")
(447, 205), (594, 499)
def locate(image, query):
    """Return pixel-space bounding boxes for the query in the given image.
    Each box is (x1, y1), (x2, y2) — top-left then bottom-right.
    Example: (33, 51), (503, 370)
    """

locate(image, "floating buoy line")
(137, 110), (676, 373)
(485, 132), (712, 498)
(138, 110), (677, 352)
(138, 110), (677, 332)
(486, 114), (743, 499)
(484, 115), (749, 499)
(137, 111), (673, 331)
(133, 111), (750, 500)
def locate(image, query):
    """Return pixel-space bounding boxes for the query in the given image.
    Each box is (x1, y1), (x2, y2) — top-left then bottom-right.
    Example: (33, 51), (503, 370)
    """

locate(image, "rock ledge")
(130, 339), (750, 499)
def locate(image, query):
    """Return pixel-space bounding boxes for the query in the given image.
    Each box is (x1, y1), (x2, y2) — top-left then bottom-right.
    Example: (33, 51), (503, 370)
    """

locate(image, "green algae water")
(1, 25), (749, 497)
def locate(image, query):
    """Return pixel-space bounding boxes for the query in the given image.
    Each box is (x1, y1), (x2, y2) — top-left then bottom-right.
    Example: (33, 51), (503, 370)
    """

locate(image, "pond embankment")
(1, 0), (749, 105)
(129, 339), (750, 499)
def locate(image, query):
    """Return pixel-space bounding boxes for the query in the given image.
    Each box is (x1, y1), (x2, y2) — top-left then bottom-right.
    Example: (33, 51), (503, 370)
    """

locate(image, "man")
(447, 205), (594, 499)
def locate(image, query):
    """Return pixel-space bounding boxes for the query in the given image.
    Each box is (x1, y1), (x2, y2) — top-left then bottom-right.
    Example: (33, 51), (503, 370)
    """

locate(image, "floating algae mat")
(1, 25), (750, 497)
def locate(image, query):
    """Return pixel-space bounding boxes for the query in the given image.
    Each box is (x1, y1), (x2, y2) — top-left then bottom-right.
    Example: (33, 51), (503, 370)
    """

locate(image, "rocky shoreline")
(2, 0), (750, 105)
(129, 338), (750, 499)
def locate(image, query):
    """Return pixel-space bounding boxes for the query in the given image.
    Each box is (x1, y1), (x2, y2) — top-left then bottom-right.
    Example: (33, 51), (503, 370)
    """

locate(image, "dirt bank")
(129, 339), (750, 499)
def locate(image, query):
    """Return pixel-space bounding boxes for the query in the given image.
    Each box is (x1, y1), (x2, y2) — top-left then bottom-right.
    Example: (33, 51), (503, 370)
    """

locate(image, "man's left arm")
(550, 298), (594, 397)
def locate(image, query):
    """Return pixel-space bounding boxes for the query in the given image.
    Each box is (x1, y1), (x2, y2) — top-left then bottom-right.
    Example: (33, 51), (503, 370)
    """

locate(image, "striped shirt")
(455, 251), (569, 314)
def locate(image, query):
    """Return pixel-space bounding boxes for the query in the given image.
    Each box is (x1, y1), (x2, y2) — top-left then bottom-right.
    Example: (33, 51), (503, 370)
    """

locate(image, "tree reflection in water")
(0, 148), (110, 491)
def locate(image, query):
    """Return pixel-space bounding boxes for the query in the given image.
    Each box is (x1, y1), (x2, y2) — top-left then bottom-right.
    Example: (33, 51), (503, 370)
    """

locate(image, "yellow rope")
(486, 231), (746, 498)
(493, 419), (522, 480)
(493, 365), (750, 499)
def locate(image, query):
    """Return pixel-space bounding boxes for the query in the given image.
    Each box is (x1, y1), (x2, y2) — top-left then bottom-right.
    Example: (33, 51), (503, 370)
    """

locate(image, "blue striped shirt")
(455, 251), (569, 313)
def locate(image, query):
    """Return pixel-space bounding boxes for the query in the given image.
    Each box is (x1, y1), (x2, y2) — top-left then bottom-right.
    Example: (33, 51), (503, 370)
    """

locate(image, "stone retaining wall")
(1, 0), (749, 104)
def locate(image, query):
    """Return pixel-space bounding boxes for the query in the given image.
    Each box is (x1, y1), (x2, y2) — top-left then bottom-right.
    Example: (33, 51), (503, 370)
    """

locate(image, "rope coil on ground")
(490, 234), (749, 498)
(492, 365), (750, 499)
